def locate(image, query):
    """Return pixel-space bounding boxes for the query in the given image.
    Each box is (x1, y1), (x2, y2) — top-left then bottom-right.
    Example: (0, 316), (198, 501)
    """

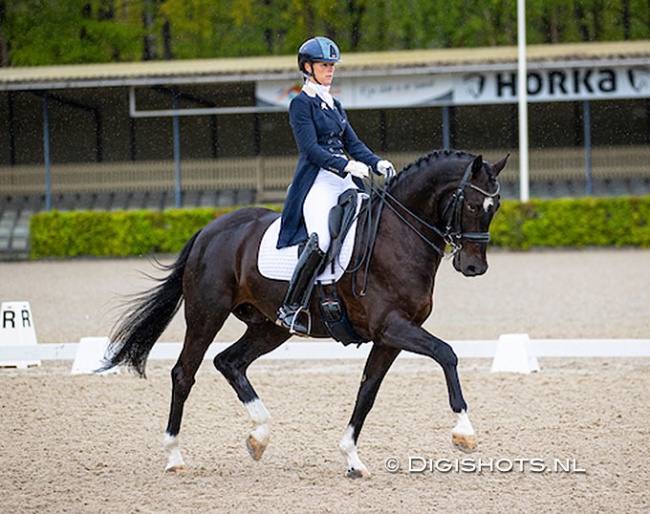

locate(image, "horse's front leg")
(382, 313), (477, 453)
(340, 344), (401, 479)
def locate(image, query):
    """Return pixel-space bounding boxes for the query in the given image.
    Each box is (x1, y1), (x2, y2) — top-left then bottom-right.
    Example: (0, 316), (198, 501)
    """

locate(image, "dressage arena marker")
(71, 337), (119, 375)
(0, 301), (40, 369)
(490, 333), (541, 374)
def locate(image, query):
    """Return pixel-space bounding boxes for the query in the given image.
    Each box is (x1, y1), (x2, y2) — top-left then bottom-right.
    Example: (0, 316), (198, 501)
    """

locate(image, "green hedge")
(490, 196), (650, 249)
(29, 207), (244, 258)
(29, 196), (650, 258)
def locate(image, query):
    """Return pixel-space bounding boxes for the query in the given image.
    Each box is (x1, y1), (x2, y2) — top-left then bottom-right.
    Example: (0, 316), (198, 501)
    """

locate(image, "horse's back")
(198, 206), (279, 246)
(188, 206), (280, 280)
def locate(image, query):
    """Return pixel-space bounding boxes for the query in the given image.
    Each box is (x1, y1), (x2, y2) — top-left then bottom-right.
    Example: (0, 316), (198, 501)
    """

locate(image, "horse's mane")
(389, 149), (477, 189)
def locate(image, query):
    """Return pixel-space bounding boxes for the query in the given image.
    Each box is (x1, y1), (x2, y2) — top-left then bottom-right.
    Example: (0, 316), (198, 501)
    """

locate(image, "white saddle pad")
(258, 197), (363, 283)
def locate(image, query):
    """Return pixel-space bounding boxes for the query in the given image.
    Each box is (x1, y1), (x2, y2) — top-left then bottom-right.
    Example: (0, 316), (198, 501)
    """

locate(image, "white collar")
(303, 81), (334, 108)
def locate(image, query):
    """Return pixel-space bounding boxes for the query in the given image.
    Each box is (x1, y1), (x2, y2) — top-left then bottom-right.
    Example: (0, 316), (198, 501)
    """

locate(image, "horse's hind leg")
(214, 318), (290, 461)
(164, 309), (229, 472)
(340, 344), (401, 479)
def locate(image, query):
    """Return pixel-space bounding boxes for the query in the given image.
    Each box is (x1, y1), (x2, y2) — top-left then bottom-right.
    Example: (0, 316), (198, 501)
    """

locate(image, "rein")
(347, 161), (500, 296)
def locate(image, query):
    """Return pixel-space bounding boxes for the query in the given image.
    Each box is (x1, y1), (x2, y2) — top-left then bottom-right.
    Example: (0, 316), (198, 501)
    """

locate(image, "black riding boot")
(276, 233), (326, 335)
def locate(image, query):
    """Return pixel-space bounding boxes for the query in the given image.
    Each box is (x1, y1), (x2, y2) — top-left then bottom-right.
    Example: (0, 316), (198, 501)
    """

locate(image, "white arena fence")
(1, 338), (649, 362)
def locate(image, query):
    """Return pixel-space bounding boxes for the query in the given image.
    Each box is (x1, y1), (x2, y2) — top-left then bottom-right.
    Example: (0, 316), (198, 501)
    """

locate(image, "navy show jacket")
(277, 88), (381, 249)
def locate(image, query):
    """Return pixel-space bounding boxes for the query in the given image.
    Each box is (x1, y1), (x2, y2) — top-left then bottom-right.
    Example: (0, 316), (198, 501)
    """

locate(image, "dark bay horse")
(104, 149), (508, 478)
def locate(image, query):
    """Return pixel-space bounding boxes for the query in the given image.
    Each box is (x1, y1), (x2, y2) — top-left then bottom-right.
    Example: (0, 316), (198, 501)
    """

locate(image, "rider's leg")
(276, 233), (325, 334)
(276, 171), (352, 334)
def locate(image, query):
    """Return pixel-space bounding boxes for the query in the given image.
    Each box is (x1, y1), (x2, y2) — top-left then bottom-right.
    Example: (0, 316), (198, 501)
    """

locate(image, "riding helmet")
(298, 37), (342, 75)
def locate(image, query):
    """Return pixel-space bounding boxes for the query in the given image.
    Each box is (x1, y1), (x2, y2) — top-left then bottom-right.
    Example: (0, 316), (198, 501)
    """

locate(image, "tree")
(0, 0), (9, 66)
(1, 0), (648, 66)
(3, 0), (142, 65)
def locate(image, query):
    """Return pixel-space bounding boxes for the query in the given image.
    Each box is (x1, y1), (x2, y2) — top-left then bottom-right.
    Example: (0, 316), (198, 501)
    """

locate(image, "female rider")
(276, 36), (395, 334)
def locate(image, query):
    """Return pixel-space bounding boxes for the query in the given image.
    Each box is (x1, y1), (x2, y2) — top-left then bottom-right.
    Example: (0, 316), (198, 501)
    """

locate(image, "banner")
(256, 65), (650, 109)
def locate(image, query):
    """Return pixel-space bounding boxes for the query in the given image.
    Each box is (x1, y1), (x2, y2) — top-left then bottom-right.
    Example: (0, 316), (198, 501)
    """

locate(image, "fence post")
(43, 92), (52, 211)
(256, 157), (264, 198)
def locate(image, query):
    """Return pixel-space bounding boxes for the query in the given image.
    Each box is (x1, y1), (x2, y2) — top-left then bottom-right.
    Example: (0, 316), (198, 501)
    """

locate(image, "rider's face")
(307, 62), (336, 86)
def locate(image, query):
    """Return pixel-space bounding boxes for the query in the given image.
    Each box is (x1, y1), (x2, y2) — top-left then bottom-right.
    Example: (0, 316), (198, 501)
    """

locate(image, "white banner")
(455, 66), (650, 105)
(256, 65), (650, 109)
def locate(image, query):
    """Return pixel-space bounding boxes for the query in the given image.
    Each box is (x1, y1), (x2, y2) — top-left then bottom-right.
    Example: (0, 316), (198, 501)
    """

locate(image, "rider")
(276, 36), (396, 334)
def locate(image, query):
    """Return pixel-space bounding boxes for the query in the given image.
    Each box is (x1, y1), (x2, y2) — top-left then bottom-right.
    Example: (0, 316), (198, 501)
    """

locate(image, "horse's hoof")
(246, 434), (267, 461)
(452, 433), (477, 453)
(165, 464), (187, 473)
(345, 467), (371, 480)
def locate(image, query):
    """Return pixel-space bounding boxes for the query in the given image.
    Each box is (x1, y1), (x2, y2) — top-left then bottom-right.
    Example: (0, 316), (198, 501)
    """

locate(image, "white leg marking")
(245, 398), (271, 446)
(163, 433), (186, 471)
(339, 425), (368, 477)
(483, 197), (494, 213)
(453, 410), (475, 437)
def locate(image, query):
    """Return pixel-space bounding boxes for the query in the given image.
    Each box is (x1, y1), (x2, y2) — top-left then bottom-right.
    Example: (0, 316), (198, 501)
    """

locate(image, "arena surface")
(1, 249), (649, 512)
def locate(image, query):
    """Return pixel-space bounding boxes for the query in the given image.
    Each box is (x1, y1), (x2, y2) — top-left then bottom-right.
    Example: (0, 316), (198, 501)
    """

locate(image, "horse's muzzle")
(453, 251), (488, 277)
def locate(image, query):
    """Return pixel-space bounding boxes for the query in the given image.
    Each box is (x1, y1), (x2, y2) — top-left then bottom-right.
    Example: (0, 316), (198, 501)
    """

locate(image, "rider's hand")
(377, 160), (396, 180)
(344, 160), (370, 179)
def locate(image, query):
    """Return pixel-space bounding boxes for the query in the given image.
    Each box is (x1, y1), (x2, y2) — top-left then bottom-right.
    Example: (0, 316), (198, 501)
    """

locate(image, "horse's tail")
(101, 230), (202, 377)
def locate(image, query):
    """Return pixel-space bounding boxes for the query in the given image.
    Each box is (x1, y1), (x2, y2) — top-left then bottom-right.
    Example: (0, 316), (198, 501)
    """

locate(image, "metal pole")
(172, 90), (182, 208)
(442, 105), (450, 149)
(584, 100), (592, 196)
(517, 0), (530, 202)
(43, 92), (52, 211)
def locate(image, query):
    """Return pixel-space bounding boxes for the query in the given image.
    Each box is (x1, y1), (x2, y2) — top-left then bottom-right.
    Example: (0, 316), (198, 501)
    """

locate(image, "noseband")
(370, 160), (500, 257)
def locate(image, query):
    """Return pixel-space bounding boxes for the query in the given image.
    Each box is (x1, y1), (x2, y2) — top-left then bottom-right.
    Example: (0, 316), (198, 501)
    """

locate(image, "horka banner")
(256, 65), (650, 109)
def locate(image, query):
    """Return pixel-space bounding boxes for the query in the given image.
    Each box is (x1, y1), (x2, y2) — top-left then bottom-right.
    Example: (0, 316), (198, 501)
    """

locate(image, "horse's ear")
(471, 155), (483, 179)
(491, 153), (510, 177)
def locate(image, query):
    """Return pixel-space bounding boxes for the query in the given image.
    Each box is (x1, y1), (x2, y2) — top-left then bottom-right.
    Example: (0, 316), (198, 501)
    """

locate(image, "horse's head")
(446, 154), (508, 277)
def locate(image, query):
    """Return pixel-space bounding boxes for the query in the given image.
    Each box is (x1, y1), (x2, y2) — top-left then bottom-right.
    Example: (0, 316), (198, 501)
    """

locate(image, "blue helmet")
(298, 37), (342, 74)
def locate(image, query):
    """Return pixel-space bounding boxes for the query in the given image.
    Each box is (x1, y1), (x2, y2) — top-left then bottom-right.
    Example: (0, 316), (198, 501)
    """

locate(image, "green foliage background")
(1, 0), (648, 66)
(29, 196), (650, 258)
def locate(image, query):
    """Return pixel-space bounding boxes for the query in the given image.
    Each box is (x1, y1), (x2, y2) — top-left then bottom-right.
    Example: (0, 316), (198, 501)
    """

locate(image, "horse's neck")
(390, 167), (456, 222)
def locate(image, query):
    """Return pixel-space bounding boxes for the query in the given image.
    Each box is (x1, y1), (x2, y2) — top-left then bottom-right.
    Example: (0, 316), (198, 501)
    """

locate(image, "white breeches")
(303, 169), (359, 253)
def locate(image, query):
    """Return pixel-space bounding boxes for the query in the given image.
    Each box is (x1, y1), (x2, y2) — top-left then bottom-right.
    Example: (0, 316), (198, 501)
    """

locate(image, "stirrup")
(276, 305), (312, 335)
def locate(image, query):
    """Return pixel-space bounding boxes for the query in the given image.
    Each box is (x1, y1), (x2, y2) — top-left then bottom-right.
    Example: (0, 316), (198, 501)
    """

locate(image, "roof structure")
(1, 40), (648, 90)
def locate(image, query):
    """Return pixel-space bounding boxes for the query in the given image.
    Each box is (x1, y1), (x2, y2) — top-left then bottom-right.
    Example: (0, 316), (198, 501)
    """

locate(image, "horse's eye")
(467, 203), (478, 213)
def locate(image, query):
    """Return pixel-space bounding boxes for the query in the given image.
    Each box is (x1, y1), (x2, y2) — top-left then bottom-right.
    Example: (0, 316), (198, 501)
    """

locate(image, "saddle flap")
(324, 188), (360, 270)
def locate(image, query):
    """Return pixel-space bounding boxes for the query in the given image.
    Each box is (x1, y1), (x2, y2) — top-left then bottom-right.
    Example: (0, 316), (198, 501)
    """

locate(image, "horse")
(103, 149), (508, 478)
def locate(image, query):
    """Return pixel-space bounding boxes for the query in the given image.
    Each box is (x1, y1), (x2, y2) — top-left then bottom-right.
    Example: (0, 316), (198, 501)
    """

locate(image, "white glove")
(377, 160), (396, 180)
(344, 160), (370, 179)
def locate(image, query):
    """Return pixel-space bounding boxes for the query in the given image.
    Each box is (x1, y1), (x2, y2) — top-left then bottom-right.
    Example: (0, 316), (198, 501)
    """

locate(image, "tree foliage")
(1, 0), (648, 66)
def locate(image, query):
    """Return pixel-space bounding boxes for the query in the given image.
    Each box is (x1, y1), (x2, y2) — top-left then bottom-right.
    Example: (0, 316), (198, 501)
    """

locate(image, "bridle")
(439, 160), (501, 254)
(348, 160), (500, 296)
